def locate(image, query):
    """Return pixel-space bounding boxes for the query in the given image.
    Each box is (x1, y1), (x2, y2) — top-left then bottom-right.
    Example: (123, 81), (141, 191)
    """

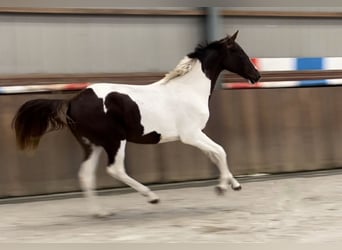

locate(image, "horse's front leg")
(180, 131), (241, 194)
(106, 140), (160, 204)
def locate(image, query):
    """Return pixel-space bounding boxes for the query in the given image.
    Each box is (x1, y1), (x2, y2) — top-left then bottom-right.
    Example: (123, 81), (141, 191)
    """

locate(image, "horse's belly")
(137, 102), (208, 143)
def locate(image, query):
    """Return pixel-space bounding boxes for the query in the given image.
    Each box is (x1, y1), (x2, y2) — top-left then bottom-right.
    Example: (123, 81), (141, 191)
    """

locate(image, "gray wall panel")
(223, 17), (342, 57)
(0, 14), (202, 74)
(2, 12), (342, 76)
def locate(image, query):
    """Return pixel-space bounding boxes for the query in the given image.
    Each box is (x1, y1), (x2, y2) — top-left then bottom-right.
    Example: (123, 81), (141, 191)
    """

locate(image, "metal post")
(205, 7), (220, 42)
(204, 7), (223, 89)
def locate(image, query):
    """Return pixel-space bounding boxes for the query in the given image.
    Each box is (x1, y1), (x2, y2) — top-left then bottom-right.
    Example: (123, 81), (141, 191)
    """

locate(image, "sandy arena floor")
(0, 170), (342, 242)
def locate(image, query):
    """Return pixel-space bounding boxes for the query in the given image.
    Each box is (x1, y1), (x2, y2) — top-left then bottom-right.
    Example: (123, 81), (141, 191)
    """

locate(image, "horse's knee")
(106, 165), (125, 179)
(216, 145), (227, 159)
(205, 145), (226, 164)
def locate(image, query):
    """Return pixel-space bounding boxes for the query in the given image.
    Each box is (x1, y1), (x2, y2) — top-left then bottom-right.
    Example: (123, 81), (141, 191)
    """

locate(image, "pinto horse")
(13, 31), (260, 216)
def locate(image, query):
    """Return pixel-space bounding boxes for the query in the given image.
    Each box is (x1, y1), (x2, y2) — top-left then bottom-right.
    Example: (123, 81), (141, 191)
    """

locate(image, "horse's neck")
(161, 60), (213, 99)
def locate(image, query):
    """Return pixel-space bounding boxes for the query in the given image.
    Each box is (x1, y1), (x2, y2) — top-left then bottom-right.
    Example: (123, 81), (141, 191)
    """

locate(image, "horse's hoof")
(232, 185), (242, 191)
(214, 186), (227, 196)
(92, 211), (115, 219)
(149, 198), (160, 204)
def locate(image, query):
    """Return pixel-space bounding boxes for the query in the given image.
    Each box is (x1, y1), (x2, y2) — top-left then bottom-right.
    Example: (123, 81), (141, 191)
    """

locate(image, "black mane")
(187, 40), (224, 59)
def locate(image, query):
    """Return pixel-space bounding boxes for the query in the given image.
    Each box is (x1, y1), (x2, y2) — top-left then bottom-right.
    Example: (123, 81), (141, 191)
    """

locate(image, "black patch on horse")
(67, 89), (161, 164)
(104, 92), (161, 144)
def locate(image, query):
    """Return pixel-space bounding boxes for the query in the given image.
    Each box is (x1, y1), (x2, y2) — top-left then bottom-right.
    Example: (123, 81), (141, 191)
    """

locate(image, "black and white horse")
(13, 31), (260, 216)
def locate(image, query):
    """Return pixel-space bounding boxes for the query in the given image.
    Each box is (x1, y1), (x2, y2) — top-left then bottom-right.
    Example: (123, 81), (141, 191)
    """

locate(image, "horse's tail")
(12, 99), (69, 151)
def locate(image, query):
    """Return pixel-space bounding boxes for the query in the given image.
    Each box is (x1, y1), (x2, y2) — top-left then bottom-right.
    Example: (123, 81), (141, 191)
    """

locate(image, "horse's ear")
(224, 30), (239, 47)
(230, 30), (239, 42)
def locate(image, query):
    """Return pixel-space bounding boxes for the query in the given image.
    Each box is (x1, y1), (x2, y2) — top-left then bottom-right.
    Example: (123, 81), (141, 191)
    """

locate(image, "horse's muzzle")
(249, 72), (261, 84)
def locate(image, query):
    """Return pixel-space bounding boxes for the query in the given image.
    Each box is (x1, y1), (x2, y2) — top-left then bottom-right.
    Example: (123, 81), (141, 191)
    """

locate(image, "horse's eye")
(228, 45), (238, 52)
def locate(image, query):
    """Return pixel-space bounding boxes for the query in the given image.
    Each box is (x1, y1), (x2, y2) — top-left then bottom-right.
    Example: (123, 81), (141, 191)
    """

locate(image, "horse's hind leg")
(105, 140), (160, 203)
(78, 143), (105, 216)
(180, 131), (241, 194)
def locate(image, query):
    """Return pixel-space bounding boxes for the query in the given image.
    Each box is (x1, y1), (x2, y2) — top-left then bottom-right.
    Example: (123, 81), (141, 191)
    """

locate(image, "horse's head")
(188, 31), (260, 86)
(219, 31), (260, 84)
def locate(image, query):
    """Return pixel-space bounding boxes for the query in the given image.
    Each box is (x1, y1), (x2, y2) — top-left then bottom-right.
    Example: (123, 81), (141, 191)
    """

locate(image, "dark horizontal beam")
(1, 70), (342, 85)
(0, 8), (342, 18)
(221, 10), (342, 19)
(0, 73), (164, 85)
(0, 7), (205, 16)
